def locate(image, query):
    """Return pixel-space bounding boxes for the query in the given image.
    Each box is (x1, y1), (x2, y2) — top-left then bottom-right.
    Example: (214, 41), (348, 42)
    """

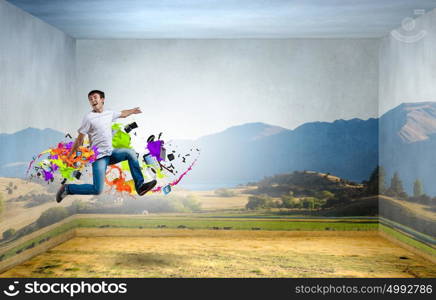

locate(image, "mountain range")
(380, 102), (436, 195)
(0, 128), (65, 178)
(0, 115), (378, 187)
(186, 118), (378, 185)
(2, 102), (436, 195)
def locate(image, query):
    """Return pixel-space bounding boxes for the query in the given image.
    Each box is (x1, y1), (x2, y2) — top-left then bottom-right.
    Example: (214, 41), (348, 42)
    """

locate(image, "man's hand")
(131, 107), (142, 114)
(120, 107), (142, 118)
(68, 133), (85, 160)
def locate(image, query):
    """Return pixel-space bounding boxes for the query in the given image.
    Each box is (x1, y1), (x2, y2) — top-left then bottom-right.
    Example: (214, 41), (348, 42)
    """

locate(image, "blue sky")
(7, 0), (436, 38)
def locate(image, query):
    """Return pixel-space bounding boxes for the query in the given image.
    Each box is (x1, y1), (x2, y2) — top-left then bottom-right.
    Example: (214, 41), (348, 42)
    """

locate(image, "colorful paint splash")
(105, 165), (133, 194)
(147, 140), (164, 161)
(112, 123), (132, 149)
(27, 122), (200, 195)
(27, 142), (99, 183)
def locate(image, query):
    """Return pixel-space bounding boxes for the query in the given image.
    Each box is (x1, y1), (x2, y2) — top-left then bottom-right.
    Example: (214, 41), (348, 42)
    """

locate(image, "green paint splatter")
(120, 160), (130, 171)
(59, 167), (75, 180)
(51, 159), (75, 180)
(142, 163), (166, 179)
(112, 123), (132, 149)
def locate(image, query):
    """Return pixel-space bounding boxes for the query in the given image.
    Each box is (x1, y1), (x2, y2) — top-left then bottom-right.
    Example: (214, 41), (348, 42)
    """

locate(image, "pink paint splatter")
(150, 158), (198, 193)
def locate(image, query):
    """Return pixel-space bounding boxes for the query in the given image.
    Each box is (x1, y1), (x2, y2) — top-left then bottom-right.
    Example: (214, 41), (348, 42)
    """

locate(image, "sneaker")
(56, 184), (68, 203)
(137, 180), (157, 196)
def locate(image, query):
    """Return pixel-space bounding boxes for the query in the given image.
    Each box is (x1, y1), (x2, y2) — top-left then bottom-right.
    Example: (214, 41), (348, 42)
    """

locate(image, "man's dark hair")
(88, 90), (105, 99)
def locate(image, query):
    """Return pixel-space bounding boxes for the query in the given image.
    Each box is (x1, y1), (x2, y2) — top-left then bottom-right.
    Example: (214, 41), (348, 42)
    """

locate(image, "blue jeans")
(66, 148), (144, 195)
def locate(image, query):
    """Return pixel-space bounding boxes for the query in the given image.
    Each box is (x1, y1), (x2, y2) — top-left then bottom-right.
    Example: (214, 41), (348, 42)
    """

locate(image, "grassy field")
(177, 187), (253, 210)
(1, 229), (435, 278)
(1, 182), (434, 278)
(74, 215), (378, 231)
(379, 224), (435, 257)
(0, 215), (434, 278)
(0, 215), (378, 260)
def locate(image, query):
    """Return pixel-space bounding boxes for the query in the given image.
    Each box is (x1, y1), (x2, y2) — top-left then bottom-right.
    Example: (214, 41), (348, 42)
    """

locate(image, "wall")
(379, 9), (436, 242)
(0, 0), (79, 260)
(76, 39), (380, 140)
(379, 8), (436, 114)
(0, 0), (77, 135)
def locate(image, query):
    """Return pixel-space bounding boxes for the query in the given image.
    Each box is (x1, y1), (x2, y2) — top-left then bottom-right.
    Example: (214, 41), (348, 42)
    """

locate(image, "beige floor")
(1, 230), (435, 278)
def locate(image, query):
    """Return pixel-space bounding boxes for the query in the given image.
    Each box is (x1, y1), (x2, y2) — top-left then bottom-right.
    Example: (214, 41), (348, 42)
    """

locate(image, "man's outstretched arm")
(120, 107), (142, 118)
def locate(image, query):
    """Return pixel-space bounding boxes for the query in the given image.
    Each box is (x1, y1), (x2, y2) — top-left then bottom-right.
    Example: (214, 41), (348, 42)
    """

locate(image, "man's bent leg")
(67, 157), (108, 195)
(109, 148), (145, 192)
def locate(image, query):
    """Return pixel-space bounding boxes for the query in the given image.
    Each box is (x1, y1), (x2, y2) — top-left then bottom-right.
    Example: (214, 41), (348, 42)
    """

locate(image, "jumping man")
(56, 90), (156, 202)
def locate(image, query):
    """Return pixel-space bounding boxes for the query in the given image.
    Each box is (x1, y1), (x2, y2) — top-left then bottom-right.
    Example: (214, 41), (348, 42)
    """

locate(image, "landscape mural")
(0, 0), (435, 278)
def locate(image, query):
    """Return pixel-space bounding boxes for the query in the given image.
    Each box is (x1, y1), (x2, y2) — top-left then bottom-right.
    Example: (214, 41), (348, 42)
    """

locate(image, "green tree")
(387, 172), (407, 199)
(302, 197), (316, 210)
(246, 195), (273, 210)
(417, 194), (431, 205)
(366, 166), (380, 195)
(307, 198), (315, 210)
(281, 194), (297, 208)
(182, 195), (202, 211)
(413, 179), (424, 197)
(379, 166), (387, 194)
(36, 207), (69, 228)
(6, 183), (13, 194)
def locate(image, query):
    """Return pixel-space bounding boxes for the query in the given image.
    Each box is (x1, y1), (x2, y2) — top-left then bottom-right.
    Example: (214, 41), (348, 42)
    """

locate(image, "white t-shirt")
(78, 110), (121, 159)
